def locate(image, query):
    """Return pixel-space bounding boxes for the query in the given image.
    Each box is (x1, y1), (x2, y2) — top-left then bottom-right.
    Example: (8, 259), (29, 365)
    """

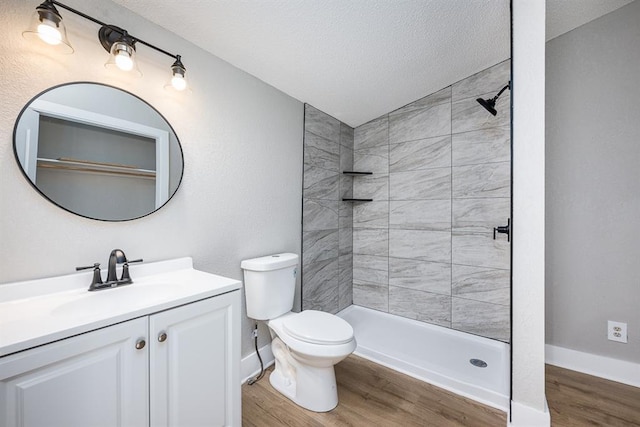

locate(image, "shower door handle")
(493, 218), (510, 242)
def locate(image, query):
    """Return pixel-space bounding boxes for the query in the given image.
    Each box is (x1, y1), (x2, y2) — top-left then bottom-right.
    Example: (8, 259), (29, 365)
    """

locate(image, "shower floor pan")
(338, 305), (510, 411)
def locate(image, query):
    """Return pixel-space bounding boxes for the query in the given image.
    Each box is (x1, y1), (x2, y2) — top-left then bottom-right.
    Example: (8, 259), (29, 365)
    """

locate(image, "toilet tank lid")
(240, 253), (299, 271)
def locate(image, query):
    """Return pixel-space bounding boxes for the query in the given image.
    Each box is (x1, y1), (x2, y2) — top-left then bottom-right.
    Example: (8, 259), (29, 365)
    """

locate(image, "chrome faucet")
(76, 249), (143, 291)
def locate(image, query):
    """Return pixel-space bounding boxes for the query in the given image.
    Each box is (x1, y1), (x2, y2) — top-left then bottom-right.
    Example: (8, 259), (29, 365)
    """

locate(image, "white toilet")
(241, 253), (356, 412)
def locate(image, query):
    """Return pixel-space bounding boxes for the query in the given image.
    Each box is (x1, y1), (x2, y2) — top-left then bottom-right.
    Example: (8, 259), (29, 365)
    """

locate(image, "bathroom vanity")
(0, 258), (241, 427)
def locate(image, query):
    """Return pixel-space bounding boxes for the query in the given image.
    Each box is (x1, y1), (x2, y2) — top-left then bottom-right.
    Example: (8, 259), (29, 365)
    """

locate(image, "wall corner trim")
(508, 400), (550, 427)
(546, 344), (640, 388)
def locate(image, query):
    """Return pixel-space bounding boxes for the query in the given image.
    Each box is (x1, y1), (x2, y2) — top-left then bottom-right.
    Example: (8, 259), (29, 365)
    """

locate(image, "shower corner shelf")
(342, 198), (373, 202)
(342, 171), (373, 176)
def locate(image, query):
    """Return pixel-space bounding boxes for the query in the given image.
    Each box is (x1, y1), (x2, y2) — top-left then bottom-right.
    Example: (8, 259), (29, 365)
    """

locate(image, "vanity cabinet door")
(0, 317), (148, 427)
(149, 291), (241, 427)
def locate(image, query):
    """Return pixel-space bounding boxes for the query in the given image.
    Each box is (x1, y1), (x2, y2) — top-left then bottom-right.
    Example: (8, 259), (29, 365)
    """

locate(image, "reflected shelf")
(37, 158), (156, 179)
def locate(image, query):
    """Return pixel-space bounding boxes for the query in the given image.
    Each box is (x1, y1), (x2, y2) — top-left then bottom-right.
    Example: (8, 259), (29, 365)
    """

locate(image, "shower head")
(476, 81), (511, 116)
(476, 97), (497, 116)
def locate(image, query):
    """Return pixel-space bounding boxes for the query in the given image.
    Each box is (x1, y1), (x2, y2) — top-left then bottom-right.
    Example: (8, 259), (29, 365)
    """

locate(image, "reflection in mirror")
(13, 82), (183, 221)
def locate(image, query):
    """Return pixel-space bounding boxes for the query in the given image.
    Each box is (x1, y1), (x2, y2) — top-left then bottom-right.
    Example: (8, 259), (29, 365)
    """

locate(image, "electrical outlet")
(607, 321), (628, 343)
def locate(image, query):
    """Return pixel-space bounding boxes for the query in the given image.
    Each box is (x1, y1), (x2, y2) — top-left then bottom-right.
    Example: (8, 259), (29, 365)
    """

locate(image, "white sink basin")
(51, 282), (182, 319)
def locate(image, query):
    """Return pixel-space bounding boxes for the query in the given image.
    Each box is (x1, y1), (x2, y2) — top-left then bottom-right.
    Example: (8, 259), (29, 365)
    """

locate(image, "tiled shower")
(303, 60), (511, 342)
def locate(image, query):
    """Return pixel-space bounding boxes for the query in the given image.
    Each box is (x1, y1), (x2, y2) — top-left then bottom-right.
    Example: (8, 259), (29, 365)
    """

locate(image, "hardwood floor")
(243, 355), (640, 426)
(242, 355), (507, 426)
(546, 364), (640, 426)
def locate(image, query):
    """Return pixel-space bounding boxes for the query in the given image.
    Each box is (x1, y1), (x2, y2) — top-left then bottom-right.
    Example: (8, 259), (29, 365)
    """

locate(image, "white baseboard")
(508, 401), (550, 426)
(241, 342), (275, 384)
(546, 344), (640, 388)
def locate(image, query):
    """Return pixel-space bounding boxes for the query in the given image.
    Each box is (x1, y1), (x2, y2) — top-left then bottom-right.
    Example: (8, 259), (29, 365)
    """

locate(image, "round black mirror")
(13, 82), (184, 221)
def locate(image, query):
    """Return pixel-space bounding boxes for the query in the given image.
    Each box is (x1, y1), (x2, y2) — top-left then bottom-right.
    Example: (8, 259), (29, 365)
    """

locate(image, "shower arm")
(491, 82), (511, 102)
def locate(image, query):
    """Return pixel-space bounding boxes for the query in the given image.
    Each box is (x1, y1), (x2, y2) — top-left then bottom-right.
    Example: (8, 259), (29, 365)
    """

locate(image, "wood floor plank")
(244, 355), (640, 426)
(242, 355), (507, 426)
(546, 364), (640, 427)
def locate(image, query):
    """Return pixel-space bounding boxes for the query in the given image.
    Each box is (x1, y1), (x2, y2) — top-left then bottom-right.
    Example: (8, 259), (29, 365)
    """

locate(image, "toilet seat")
(283, 310), (353, 345)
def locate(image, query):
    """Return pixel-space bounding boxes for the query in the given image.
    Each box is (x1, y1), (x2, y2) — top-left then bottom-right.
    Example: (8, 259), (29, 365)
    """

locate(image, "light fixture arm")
(46, 0), (181, 61)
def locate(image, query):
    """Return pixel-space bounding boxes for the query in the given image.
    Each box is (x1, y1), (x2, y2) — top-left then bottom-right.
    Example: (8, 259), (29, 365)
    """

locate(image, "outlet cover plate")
(608, 320), (628, 343)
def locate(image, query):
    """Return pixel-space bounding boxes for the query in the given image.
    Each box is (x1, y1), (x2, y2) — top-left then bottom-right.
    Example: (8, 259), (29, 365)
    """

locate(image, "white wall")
(0, 0), (303, 357)
(511, 0), (549, 425)
(546, 0), (640, 363)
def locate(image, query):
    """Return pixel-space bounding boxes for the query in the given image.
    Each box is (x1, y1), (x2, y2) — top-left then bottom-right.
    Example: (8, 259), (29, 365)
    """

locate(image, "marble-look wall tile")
(389, 168), (451, 200)
(452, 264), (510, 306)
(340, 175), (353, 199)
(303, 131), (339, 171)
(390, 135), (451, 172)
(353, 281), (388, 312)
(389, 229), (451, 263)
(353, 201), (389, 229)
(340, 123), (354, 149)
(302, 199), (338, 231)
(452, 232), (510, 270)
(452, 126), (510, 166)
(389, 200), (451, 231)
(389, 257), (451, 295)
(354, 144), (389, 174)
(302, 229), (339, 265)
(452, 298), (510, 342)
(389, 286), (451, 327)
(338, 253), (353, 311)
(452, 60), (511, 102)
(303, 166), (339, 200)
(353, 228), (389, 256)
(353, 254), (388, 286)
(338, 226), (353, 256)
(391, 87), (452, 115)
(353, 174), (389, 201)
(354, 116), (388, 149)
(452, 198), (510, 234)
(339, 203), (353, 230)
(389, 103), (451, 144)
(302, 257), (339, 313)
(340, 144), (354, 172)
(452, 162), (510, 199)
(451, 92), (510, 134)
(305, 104), (340, 142)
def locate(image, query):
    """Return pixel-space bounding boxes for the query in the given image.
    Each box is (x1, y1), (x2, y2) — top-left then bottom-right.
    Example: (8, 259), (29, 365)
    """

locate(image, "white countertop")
(0, 257), (241, 357)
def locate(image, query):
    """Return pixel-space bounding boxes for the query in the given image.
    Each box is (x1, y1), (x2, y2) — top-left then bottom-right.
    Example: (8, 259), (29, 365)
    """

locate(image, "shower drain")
(470, 358), (488, 368)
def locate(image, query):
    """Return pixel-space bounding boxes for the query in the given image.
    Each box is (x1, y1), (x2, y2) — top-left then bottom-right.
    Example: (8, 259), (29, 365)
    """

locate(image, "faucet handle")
(76, 263), (104, 290)
(76, 262), (101, 271)
(120, 259), (143, 283)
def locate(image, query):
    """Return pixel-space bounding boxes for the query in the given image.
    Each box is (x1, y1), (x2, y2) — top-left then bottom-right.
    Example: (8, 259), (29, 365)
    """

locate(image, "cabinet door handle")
(135, 339), (146, 350)
(158, 332), (168, 343)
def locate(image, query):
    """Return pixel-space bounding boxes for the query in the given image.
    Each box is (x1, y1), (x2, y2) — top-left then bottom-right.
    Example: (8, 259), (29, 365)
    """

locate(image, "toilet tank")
(240, 253), (298, 320)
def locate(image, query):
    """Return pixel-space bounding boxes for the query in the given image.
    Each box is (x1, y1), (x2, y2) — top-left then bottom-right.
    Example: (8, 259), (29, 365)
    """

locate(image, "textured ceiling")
(111, 0), (634, 127)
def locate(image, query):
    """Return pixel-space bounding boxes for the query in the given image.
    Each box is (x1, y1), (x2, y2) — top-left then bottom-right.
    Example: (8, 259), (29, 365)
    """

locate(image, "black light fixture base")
(98, 25), (126, 52)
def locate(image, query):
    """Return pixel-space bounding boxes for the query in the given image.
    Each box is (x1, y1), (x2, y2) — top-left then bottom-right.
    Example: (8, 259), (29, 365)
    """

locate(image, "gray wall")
(546, 0), (640, 363)
(0, 0), (303, 358)
(302, 105), (354, 313)
(352, 60), (511, 342)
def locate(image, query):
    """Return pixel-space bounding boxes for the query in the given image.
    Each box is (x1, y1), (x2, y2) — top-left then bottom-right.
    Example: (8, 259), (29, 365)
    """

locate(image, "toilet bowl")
(241, 253), (356, 412)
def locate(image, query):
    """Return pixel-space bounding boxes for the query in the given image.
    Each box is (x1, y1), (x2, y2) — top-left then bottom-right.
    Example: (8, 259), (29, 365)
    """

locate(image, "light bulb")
(37, 19), (62, 45)
(171, 74), (187, 91)
(115, 49), (134, 71)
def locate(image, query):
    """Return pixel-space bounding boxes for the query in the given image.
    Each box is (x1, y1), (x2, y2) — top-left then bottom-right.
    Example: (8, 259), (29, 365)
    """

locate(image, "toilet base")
(269, 337), (339, 412)
(269, 363), (338, 412)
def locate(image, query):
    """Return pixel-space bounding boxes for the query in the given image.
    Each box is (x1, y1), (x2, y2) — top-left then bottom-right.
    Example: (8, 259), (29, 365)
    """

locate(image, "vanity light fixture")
(23, 0), (189, 91)
(23, 0), (73, 53)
